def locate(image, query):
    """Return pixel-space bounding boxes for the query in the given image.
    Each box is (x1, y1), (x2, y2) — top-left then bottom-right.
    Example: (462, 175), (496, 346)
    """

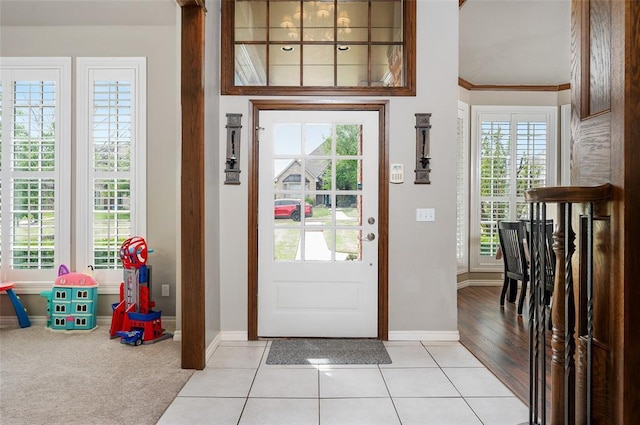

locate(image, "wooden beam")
(179, 2), (206, 370)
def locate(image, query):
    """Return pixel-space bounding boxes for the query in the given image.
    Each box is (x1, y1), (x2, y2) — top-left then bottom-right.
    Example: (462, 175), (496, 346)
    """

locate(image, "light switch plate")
(416, 208), (436, 222)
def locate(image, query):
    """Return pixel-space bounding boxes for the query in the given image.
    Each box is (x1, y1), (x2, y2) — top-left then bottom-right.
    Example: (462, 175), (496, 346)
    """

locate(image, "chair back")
(498, 221), (528, 281)
(523, 219), (555, 294)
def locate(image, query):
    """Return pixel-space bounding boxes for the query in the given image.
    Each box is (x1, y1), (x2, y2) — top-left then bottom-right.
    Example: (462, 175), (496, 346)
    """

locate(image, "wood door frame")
(247, 100), (389, 340)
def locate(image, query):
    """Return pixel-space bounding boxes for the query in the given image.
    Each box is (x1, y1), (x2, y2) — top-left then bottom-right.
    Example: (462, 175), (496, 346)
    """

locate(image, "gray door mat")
(266, 338), (392, 365)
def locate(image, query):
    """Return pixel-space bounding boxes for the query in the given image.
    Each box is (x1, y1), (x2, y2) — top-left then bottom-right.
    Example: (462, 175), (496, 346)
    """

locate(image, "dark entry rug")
(266, 338), (392, 365)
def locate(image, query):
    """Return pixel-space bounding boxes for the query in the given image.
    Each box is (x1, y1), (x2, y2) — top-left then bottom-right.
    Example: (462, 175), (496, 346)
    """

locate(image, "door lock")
(362, 233), (376, 241)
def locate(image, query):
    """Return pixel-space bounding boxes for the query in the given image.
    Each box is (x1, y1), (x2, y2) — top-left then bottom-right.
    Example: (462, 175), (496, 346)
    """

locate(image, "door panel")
(258, 110), (379, 337)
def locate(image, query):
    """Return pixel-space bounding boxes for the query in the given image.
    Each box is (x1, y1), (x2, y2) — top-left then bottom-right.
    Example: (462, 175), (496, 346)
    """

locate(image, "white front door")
(258, 110), (379, 337)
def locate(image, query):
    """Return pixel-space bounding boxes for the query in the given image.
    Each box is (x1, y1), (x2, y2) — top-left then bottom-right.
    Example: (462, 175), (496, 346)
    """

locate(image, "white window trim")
(76, 57), (147, 289)
(469, 105), (558, 272)
(0, 57), (71, 291)
(457, 101), (469, 274)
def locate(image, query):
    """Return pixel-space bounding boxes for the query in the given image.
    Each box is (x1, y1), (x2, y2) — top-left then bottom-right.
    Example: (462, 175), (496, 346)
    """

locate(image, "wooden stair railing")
(524, 184), (612, 425)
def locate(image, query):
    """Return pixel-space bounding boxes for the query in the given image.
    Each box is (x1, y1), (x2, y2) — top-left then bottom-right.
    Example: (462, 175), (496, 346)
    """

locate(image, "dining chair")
(523, 219), (555, 307)
(498, 221), (529, 314)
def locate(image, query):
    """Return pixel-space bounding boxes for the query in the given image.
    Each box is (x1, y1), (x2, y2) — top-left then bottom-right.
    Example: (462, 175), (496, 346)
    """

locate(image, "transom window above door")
(221, 0), (416, 96)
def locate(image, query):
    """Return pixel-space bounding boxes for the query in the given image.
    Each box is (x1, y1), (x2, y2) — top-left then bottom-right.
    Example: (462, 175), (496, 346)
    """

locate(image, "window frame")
(221, 0), (416, 96)
(0, 57), (71, 290)
(469, 106), (558, 272)
(76, 57), (147, 289)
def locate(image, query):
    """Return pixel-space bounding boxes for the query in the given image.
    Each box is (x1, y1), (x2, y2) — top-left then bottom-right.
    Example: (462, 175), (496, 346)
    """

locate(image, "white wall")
(217, 0), (459, 337)
(0, 22), (180, 315)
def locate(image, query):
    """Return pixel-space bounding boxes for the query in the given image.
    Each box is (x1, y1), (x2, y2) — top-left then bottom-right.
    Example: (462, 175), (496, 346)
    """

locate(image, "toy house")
(40, 265), (98, 331)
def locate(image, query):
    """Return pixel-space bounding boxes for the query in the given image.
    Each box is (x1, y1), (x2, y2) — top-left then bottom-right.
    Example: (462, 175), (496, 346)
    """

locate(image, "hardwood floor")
(458, 286), (551, 412)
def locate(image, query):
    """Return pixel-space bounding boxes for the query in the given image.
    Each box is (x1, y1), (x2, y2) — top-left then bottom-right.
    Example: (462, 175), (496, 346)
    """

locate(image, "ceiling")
(459, 0), (571, 86)
(0, 0), (572, 87)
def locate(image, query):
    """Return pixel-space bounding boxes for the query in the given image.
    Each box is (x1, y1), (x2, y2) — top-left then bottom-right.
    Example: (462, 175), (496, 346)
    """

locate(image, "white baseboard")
(457, 279), (502, 289)
(172, 330), (182, 341)
(221, 331), (248, 341)
(205, 332), (222, 363)
(388, 330), (460, 341)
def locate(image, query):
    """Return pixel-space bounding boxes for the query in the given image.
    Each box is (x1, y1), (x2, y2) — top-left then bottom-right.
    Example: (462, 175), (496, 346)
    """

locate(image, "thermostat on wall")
(390, 163), (404, 184)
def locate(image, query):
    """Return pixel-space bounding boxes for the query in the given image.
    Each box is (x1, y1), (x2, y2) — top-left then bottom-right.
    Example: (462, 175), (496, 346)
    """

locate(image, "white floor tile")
(320, 398), (400, 425)
(249, 368), (319, 398)
(178, 368), (256, 397)
(208, 346), (265, 368)
(319, 368), (389, 398)
(465, 397), (529, 425)
(394, 398), (483, 425)
(443, 368), (515, 397)
(380, 345), (438, 368)
(157, 397), (245, 425)
(382, 368), (460, 397)
(424, 344), (485, 367)
(239, 398), (319, 425)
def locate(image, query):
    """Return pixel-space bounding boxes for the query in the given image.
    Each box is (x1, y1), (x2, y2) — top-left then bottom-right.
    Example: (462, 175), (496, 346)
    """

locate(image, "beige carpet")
(0, 325), (193, 425)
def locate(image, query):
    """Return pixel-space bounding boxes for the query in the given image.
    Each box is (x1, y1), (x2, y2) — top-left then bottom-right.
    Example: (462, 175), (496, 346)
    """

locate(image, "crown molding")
(459, 77), (570, 92)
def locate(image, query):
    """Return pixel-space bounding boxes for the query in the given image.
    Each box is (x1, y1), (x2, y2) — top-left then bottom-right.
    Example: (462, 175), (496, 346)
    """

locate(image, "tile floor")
(158, 340), (528, 425)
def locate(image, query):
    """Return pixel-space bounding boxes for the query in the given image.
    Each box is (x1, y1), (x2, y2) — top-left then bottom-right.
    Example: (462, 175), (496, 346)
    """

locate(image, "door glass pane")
(336, 124), (362, 155)
(235, 0), (267, 41)
(336, 229), (362, 261)
(335, 159), (361, 190)
(303, 45), (335, 86)
(305, 123), (332, 155)
(305, 227), (334, 261)
(336, 194), (361, 226)
(274, 124), (301, 155)
(274, 228), (300, 261)
(269, 45), (301, 86)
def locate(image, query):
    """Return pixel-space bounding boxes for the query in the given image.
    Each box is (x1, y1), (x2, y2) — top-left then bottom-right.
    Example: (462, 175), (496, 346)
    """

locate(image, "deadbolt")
(368, 217), (376, 225)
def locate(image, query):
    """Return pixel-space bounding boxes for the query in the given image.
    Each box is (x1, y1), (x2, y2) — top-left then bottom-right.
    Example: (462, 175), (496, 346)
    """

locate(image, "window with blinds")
(470, 106), (557, 272)
(456, 102), (469, 273)
(0, 58), (71, 284)
(76, 58), (146, 284)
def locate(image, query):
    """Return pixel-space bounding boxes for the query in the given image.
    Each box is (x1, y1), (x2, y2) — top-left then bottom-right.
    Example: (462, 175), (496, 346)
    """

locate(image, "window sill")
(11, 281), (121, 295)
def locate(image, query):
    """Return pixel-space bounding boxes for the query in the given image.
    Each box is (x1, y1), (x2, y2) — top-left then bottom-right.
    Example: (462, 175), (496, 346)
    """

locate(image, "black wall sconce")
(414, 113), (432, 184)
(224, 113), (242, 185)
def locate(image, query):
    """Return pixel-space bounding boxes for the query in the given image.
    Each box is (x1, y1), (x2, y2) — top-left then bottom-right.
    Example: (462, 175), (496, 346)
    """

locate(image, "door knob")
(362, 233), (376, 241)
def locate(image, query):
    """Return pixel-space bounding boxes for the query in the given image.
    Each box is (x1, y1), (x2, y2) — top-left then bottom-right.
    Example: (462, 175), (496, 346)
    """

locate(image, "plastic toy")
(0, 281), (31, 328)
(40, 265), (98, 331)
(110, 236), (172, 345)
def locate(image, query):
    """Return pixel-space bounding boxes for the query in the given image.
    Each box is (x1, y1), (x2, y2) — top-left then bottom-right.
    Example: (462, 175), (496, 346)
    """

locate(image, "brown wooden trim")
(248, 100), (389, 340)
(458, 77), (473, 90)
(524, 183), (612, 204)
(580, 0), (591, 118)
(180, 4), (206, 370)
(458, 76), (571, 92)
(176, 0), (205, 8)
(459, 0), (467, 8)
(221, 0), (416, 97)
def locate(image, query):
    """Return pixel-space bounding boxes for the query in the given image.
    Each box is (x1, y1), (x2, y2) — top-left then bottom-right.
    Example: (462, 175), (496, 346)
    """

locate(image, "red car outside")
(274, 199), (313, 221)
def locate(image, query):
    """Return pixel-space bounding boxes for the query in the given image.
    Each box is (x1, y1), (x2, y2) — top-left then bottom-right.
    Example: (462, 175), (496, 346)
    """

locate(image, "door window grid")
(273, 122), (363, 262)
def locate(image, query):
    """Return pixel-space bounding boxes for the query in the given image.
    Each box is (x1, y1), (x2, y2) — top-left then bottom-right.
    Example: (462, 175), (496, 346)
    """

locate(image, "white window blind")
(456, 101), (469, 274)
(0, 58), (71, 286)
(76, 58), (146, 286)
(470, 106), (557, 272)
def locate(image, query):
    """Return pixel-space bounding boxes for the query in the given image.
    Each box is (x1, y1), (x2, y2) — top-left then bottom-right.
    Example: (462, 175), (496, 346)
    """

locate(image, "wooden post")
(179, 0), (206, 370)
